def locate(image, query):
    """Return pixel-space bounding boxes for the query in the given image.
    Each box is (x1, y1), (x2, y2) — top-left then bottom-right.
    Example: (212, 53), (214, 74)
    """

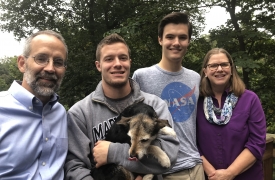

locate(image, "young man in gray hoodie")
(64, 33), (179, 180)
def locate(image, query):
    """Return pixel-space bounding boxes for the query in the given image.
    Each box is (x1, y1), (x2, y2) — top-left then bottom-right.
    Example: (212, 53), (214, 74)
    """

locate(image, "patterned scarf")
(203, 93), (238, 125)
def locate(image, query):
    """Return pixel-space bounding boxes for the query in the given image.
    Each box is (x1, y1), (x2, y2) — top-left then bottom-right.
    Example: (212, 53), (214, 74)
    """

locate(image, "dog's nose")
(130, 153), (139, 159)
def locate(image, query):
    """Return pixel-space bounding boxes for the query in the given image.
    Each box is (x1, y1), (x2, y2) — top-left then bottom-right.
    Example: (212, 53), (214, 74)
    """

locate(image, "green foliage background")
(1, 0), (274, 133)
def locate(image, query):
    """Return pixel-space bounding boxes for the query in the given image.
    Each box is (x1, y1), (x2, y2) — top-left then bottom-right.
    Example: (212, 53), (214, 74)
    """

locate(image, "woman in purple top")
(197, 48), (266, 180)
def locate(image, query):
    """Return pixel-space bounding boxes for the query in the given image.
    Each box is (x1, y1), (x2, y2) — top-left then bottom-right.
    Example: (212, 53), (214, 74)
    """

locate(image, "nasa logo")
(161, 82), (196, 122)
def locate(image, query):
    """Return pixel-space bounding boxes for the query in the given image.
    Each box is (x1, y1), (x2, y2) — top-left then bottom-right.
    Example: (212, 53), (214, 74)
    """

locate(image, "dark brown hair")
(158, 12), (192, 40)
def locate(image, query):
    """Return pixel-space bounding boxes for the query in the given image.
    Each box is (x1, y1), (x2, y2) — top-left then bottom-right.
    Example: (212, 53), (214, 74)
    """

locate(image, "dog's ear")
(155, 119), (171, 129)
(116, 116), (131, 127)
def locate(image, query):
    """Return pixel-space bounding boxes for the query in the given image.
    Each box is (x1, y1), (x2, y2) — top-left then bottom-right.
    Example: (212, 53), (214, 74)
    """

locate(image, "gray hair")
(23, 30), (68, 60)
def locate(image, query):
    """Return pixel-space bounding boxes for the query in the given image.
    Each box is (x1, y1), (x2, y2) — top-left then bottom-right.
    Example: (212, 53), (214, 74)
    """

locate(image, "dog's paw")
(142, 174), (154, 180)
(148, 145), (171, 168)
(159, 155), (171, 168)
(156, 151), (171, 168)
(159, 126), (177, 138)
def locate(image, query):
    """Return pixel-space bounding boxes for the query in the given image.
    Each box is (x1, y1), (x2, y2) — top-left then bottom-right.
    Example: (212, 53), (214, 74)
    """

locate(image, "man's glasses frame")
(25, 55), (67, 69)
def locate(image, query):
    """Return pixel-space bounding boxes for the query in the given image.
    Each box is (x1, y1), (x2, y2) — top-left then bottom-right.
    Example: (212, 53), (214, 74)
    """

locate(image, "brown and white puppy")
(91, 102), (176, 180)
(118, 113), (175, 167)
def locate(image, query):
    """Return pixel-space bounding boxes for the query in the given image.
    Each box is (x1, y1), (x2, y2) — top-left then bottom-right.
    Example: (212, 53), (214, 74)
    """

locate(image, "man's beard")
(104, 75), (129, 89)
(108, 80), (128, 88)
(24, 65), (63, 97)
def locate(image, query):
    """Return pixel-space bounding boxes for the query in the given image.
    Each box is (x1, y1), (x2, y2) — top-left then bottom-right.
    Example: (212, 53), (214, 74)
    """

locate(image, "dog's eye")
(141, 139), (149, 143)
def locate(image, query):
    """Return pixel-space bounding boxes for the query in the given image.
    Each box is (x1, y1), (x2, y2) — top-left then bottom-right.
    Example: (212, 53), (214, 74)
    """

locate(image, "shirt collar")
(8, 81), (59, 110)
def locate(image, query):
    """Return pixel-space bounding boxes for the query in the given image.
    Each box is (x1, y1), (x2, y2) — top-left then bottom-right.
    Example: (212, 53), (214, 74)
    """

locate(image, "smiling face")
(95, 42), (131, 89)
(158, 23), (190, 64)
(17, 34), (66, 102)
(203, 53), (232, 91)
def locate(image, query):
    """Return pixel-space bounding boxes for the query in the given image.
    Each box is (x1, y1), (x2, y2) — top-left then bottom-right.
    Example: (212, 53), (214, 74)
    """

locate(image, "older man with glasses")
(0, 30), (68, 180)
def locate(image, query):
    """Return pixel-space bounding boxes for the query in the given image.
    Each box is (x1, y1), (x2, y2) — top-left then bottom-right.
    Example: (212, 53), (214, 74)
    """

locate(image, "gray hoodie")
(64, 78), (179, 180)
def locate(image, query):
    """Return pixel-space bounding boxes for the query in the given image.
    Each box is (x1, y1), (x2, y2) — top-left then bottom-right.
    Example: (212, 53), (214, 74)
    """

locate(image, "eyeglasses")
(206, 62), (231, 71)
(26, 54), (67, 69)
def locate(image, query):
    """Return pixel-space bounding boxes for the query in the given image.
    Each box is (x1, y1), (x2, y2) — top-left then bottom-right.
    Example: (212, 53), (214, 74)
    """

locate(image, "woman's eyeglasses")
(206, 62), (231, 71)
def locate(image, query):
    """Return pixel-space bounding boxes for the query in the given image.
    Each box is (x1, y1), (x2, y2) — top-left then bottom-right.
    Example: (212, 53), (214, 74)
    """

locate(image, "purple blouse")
(197, 90), (266, 180)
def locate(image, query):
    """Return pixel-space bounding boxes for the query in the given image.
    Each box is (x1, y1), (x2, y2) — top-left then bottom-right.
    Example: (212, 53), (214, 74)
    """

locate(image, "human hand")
(208, 169), (235, 180)
(93, 140), (111, 168)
